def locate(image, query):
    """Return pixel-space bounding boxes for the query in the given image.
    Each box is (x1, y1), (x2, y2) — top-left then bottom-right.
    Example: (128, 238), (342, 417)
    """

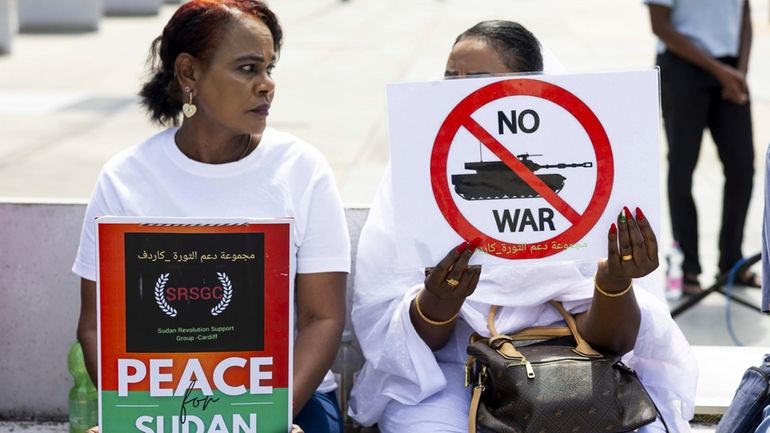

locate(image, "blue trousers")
(295, 391), (343, 433)
(755, 405), (770, 433)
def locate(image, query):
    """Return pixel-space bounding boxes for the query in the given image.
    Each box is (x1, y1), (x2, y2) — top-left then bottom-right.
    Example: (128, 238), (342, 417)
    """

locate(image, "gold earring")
(182, 86), (197, 118)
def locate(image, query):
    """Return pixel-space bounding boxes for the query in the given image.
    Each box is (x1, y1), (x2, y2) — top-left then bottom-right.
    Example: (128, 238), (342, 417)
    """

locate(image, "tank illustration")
(451, 153), (593, 200)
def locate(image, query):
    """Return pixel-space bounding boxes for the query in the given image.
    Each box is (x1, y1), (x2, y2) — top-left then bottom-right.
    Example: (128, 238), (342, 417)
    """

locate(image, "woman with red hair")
(74, 2), (349, 432)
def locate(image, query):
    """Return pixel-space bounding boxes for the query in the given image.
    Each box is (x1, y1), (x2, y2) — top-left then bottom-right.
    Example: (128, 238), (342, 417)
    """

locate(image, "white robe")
(349, 165), (697, 433)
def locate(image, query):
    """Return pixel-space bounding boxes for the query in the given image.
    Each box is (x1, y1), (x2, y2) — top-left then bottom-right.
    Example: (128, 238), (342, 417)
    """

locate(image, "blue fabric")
(716, 355), (770, 433)
(295, 391), (343, 433)
(762, 144), (770, 312)
(755, 405), (770, 433)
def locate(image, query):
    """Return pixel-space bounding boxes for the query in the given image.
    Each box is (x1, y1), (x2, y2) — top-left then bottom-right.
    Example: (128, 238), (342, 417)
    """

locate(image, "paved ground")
(1, 0), (770, 430)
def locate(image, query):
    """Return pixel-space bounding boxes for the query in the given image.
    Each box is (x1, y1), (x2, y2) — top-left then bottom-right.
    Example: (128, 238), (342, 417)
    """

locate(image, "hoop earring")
(182, 86), (197, 119)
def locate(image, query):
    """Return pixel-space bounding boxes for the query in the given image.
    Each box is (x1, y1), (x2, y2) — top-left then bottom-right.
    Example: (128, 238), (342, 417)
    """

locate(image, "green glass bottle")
(68, 341), (97, 433)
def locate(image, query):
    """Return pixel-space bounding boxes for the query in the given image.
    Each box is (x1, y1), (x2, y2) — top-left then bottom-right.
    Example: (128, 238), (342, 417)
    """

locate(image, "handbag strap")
(486, 302), (601, 358)
(547, 301), (601, 357)
(486, 305), (525, 359)
(468, 383), (482, 433)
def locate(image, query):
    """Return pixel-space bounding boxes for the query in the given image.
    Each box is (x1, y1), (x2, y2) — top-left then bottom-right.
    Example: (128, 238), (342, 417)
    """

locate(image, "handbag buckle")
(465, 363), (471, 387)
(478, 365), (488, 386)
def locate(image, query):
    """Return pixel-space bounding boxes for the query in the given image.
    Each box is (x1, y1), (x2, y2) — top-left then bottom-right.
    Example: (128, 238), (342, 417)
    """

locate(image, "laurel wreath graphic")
(211, 272), (233, 316)
(153, 272), (232, 317)
(154, 273), (177, 317)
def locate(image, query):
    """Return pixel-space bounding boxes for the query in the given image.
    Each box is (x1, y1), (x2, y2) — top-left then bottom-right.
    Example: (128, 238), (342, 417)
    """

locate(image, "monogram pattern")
(468, 337), (658, 433)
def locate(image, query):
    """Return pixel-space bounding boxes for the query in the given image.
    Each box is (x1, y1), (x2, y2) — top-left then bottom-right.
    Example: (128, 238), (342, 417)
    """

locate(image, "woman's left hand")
(597, 206), (659, 292)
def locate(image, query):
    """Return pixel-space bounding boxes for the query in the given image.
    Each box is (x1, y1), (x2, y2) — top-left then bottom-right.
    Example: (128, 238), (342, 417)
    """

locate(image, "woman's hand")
(411, 241), (481, 350)
(596, 207), (659, 293)
(423, 241), (481, 303)
(578, 207), (650, 354)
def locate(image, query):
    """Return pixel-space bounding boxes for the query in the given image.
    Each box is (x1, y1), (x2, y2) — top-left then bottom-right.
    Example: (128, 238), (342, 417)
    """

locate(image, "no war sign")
(388, 70), (661, 269)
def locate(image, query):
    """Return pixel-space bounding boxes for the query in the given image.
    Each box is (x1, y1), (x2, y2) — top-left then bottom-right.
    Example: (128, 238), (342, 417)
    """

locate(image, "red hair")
(139, 0), (283, 125)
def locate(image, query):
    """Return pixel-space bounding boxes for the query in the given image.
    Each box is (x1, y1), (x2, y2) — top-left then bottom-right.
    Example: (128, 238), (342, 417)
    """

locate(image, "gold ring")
(621, 254), (633, 261)
(446, 278), (460, 287)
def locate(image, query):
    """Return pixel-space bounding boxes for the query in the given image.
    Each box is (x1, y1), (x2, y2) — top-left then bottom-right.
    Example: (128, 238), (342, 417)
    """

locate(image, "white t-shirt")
(645, 0), (745, 57)
(73, 127), (351, 392)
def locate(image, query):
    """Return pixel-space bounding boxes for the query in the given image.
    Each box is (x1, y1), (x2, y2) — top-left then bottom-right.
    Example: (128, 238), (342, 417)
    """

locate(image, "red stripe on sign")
(461, 117), (582, 224)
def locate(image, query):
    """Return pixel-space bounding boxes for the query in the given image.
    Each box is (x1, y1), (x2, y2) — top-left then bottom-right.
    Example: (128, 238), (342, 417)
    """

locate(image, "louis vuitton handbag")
(465, 301), (666, 433)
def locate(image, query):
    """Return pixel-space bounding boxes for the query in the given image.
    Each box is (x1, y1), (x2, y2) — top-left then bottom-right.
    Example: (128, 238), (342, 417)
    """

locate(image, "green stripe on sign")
(102, 389), (289, 433)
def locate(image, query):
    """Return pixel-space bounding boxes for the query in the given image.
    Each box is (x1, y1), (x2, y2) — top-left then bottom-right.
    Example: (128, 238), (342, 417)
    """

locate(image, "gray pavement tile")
(0, 422), (67, 433)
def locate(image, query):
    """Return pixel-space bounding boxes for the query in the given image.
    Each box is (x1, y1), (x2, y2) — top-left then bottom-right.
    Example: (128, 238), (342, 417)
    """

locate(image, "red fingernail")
(623, 206), (632, 220)
(454, 242), (469, 254)
(635, 207), (645, 221)
(469, 238), (481, 251)
(610, 223), (617, 235)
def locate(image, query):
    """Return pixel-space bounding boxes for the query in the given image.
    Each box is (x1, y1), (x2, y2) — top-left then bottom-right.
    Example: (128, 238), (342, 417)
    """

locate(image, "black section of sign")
(124, 232), (264, 353)
(450, 153), (592, 200)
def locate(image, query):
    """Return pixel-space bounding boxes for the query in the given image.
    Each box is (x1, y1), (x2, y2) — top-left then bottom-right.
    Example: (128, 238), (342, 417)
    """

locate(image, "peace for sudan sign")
(97, 217), (293, 433)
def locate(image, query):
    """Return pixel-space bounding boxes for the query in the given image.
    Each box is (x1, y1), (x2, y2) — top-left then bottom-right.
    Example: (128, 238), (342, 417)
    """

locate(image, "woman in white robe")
(349, 21), (697, 433)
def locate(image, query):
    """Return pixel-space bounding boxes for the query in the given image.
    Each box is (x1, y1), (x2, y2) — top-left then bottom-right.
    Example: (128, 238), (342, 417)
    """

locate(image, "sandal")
(729, 269), (762, 288)
(683, 274), (703, 295)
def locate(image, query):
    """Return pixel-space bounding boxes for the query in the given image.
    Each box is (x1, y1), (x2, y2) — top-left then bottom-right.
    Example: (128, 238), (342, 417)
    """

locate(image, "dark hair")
(139, 0), (283, 126)
(455, 20), (543, 73)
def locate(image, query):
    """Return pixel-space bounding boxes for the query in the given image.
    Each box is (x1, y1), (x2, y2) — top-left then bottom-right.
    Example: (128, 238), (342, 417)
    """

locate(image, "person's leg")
(708, 83), (754, 276)
(658, 52), (712, 284)
(294, 391), (344, 433)
(378, 363), (469, 433)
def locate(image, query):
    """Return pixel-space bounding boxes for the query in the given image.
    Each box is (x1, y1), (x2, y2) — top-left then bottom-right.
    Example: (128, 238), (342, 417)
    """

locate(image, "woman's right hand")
(413, 241), (481, 350)
(423, 241), (481, 303)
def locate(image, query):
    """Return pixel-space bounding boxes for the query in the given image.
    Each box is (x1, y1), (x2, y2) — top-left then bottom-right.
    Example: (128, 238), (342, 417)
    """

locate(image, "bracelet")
(415, 291), (459, 326)
(593, 276), (633, 298)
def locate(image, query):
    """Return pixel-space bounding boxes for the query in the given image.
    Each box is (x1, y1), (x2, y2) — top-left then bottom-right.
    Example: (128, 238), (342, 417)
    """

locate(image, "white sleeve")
(624, 289), (697, 432)
(296, 162), (351, 274)
(348, 165), (448, 425)
(72, 172), (116, 282)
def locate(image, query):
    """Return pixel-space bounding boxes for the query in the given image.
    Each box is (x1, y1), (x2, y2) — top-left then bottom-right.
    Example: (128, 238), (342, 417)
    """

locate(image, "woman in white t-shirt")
(349, 20), (696, 433)
(73, 2), (350, 432)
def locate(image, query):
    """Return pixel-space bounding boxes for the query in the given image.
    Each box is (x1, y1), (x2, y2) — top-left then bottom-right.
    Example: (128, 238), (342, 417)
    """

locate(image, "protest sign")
(96, 217), (292, 433)
(388, 71), (661, 269)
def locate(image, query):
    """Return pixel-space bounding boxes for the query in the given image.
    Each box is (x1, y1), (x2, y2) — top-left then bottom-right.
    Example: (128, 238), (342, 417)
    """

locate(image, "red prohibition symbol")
(430, 78), (614, 259)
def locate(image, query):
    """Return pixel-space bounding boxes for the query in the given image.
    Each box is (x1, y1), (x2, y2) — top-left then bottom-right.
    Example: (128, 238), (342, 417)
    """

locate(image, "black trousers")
(657, 51), (754, 276)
